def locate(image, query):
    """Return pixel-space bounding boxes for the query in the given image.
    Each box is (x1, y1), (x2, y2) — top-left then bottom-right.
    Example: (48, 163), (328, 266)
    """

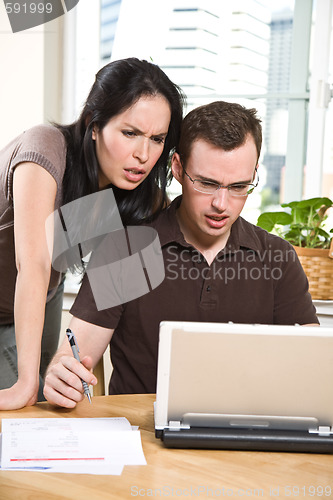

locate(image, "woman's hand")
(0, 378), (39, 410)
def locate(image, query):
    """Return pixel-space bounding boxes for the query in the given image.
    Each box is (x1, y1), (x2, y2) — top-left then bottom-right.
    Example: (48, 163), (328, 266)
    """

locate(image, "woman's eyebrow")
(123, 123), (168, 137)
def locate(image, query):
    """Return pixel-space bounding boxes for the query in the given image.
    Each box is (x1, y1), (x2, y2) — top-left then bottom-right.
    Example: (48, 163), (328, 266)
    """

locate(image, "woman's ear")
(171, 152), (184, 185)
(85, 113), (97, 139)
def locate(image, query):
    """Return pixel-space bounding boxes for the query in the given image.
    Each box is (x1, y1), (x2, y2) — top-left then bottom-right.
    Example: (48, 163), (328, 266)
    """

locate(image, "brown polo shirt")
(70, 196), (318, 395)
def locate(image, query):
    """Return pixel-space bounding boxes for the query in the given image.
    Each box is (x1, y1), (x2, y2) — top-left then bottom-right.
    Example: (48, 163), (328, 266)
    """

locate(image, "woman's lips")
(124, 168), (146, 182)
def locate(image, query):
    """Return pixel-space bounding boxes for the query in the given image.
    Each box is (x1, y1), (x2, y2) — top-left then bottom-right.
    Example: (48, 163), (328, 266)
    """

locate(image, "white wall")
(0, 3), (63, 148)
(0, 0), (100, 150)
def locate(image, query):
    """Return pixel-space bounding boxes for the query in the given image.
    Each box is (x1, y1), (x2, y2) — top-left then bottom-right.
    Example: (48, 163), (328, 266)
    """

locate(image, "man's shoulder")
(149, 204), (174, 228)
(144, 197), (181, 246)
(236, 216), (294, 252)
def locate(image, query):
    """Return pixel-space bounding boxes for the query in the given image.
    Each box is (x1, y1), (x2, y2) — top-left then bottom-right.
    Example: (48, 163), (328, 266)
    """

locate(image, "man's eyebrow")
(228, 178), (253, 185)
(195, 173), (253, 184)
(195, 174), (219, 183)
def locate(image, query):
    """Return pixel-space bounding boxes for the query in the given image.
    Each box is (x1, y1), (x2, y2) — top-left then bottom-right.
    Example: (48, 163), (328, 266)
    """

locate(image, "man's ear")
(171, 152), (184, 185)
(254, 163), (259, 181)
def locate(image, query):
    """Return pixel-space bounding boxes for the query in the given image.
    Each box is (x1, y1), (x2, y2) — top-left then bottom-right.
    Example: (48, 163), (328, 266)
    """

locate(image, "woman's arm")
(0, 162), (57, 409)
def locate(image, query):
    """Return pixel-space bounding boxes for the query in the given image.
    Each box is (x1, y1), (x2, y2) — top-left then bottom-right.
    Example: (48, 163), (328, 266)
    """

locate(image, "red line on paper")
(10, 457), (105, 462)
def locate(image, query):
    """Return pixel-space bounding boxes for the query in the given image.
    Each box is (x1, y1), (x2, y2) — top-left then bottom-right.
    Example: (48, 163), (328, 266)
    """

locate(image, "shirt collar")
(223, 217), (262, 255)
(151, 195), (262, 255)
(151, 196), (191, 248)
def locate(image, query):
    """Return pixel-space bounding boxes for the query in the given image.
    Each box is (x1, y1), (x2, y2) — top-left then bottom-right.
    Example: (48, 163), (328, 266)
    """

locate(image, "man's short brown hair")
(177, 101), (262, 166)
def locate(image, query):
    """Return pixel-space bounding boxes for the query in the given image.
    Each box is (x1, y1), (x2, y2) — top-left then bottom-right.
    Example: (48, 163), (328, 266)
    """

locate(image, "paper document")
(0, 417), (146, 475)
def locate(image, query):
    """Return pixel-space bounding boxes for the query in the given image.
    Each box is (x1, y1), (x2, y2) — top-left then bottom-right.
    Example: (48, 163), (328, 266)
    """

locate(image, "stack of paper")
(0, 417), (146, 475)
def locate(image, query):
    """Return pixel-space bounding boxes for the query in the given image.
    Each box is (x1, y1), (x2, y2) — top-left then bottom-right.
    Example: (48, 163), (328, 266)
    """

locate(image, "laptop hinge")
(308, 426), (333, 436)
(168, 420), (191, 431)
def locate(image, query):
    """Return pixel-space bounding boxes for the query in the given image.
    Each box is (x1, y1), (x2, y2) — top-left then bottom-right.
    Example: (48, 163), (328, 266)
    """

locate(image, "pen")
(66, 328), (92, 404)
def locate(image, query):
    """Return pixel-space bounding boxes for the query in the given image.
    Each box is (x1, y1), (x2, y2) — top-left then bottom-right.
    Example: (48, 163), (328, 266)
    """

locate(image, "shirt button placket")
(201, 264), (213, 303)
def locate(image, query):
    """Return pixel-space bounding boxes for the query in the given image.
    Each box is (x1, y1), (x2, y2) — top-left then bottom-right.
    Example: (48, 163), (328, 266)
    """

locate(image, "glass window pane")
(99, 1), (332, 223)
(319, 6), (333, 202)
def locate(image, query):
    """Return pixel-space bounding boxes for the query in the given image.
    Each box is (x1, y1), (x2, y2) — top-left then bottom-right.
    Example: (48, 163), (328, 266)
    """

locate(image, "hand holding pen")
(66, 328), (92, 404)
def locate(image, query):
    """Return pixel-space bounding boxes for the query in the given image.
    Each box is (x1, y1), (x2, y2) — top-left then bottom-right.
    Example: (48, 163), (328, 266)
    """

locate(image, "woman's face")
(92, 95), (172, 190)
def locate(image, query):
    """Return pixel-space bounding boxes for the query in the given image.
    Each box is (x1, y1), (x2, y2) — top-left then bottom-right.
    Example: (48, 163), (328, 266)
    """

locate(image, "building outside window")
(69, 0), (333, 221)
(100, 0), (122, 63)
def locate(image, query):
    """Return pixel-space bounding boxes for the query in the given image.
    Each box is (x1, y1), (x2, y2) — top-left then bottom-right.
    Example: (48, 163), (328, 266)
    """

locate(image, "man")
(44, 101), (318, 408)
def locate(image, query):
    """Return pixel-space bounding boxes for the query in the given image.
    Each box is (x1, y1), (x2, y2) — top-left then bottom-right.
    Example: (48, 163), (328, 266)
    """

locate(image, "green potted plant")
(257, 197), (333, 300)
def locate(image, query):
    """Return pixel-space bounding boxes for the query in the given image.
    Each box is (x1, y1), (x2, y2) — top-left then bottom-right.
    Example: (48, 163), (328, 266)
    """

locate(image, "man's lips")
(205, 214), (229, 228)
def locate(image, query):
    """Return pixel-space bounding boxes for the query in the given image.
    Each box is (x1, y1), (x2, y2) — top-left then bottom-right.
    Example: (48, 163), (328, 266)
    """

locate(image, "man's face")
(171, 136), (258, 252)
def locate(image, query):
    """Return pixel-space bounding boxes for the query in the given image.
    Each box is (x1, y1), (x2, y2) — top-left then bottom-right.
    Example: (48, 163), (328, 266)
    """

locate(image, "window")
(70, 0), (333, 221)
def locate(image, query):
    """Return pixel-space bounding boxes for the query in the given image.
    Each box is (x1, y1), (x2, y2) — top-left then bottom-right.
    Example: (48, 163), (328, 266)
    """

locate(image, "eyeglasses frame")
(182, 165), (259, 197)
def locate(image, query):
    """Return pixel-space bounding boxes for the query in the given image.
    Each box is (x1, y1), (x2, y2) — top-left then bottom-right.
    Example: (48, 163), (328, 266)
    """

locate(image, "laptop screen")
(155, 321), (333, 433)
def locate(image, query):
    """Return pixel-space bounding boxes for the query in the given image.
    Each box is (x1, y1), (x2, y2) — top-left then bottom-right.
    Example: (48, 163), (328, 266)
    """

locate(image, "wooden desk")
(0, 395), (332, 500)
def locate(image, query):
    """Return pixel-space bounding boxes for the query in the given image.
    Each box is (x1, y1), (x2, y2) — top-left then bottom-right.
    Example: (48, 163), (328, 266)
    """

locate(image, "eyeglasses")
(182, 166), (259, 197)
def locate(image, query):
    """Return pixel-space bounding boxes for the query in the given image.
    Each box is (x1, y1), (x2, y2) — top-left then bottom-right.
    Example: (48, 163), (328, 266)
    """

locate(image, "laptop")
(154, 321), (333, 453)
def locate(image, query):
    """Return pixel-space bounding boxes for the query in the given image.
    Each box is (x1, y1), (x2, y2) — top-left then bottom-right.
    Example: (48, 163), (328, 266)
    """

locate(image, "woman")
(0, 57), (185, 410)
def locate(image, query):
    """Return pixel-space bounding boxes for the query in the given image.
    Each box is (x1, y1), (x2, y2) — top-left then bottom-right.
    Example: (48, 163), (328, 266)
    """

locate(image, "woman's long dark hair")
(56, 58), (185, 225)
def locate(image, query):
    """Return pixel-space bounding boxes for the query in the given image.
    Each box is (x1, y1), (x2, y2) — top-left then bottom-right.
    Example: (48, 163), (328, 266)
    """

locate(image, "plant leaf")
(281, 201), (299, 209)
(317, 228), (331, 239)
(297, 197), (332, 210)
(257, 212), (292, 232)
(282, 197), (332, 210)
(291, 207), (310, 224)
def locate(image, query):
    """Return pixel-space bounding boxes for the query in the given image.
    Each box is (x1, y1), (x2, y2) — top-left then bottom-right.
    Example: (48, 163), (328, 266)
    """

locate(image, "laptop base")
(160, 427), (333, 454)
